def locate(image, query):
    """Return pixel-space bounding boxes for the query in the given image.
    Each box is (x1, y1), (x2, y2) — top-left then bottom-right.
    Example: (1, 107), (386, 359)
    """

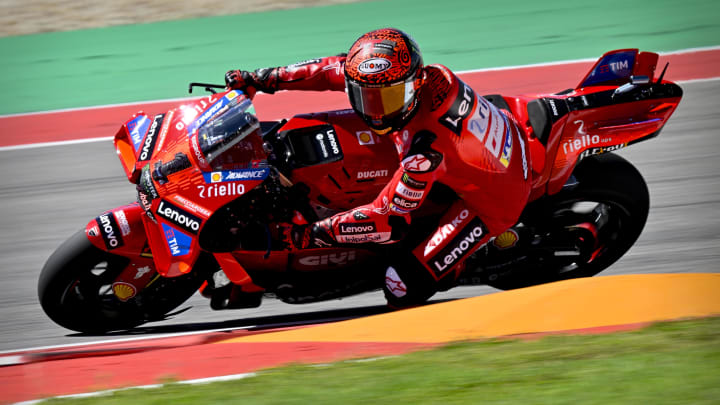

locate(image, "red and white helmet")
(345, 28), (424, 133)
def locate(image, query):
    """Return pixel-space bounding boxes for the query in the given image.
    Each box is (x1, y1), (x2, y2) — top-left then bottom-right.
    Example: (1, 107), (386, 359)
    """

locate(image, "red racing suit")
(246, 55), (532, 298)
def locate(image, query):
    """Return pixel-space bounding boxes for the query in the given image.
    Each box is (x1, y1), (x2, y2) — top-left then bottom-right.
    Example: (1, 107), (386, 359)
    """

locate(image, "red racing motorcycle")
(39, 49), (682, 333)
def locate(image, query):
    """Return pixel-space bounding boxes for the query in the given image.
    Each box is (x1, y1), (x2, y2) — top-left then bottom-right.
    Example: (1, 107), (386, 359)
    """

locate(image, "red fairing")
(85, 203), (150, 257)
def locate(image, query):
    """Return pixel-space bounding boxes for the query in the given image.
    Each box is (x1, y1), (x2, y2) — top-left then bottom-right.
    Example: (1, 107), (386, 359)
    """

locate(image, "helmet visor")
(346, 75), (417, 123)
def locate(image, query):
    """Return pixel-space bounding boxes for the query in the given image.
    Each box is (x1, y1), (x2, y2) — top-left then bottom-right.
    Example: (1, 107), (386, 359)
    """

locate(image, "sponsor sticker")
(156, 200), (202, 234)
(339, 222), (377, 235)
(336, 233), (387, 244)
(287, 58), (321, 71)
(186, 95), (231, 135)
(390, 203), (411, 215)
(392, 195), (420, 210)
(357, 169), (389, 180)
(439, 81), (475, 135)
(429, 217), (486, 275)
(137, 114), (165, 162)
(401, 173), (427, 189)
(171, 195), (212, 218)
(493, 229), (519, 249)
(578, 142), (627, 160)
(385, 266), (407, 298)
(517, 130), (528, 180)
(402, 154), (432, 173)
(162, 223), (192, 257)
(314, 127), (342, 159)
(358, 58), (392, 74)
(395, 182), (424, 200)
(96, 213), (124, 250)
(127, 115), (151, 152)
(499, 128), (513, 168)
(424, 209), (470, 256)
(297, 251), (357, 266)
(356, 130), (375, 145)
(203, 168), (270, 183)
(197, 182), (245, 199)
(114, 210), (132, 237)
(112, 282), (137, 302)
(134, 266), (152, 279)
(87, 226), (99, 237)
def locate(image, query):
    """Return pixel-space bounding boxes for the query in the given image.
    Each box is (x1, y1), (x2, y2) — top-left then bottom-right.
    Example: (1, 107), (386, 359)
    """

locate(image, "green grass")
(45, 317), (720, 404)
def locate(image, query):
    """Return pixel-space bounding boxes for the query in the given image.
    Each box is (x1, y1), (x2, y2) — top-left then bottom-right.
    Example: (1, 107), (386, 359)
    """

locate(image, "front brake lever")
(188, 82), (226, 94)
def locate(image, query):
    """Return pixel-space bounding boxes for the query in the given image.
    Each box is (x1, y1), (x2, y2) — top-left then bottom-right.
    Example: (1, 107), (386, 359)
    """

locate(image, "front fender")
(85, 203), (151, 258)
(85, 202), (203, 278)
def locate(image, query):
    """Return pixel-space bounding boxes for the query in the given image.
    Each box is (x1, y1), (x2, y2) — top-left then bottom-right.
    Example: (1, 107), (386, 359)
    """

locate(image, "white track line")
(0, 325), (254, 356)
(14, 372), (258, 405)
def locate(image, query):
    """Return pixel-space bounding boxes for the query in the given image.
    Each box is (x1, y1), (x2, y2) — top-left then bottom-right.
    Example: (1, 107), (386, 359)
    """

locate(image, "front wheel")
(475, 153), (650, 290)
(38, 230), (206, 333)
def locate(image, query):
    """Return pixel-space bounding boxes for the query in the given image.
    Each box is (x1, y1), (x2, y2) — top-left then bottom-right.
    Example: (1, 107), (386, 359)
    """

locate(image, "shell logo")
(210, 172), (223, 183)
(112, 282), (138, 302)
(493, 229), (519, 249)
(356, 130), (375, 145)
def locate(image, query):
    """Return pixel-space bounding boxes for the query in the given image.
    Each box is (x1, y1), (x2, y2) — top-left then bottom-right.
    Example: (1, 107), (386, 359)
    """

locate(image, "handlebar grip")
(153, 153), (191, 184)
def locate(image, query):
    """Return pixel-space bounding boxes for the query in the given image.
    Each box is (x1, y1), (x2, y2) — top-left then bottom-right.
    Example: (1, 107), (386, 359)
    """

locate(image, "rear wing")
(577, 49), (659, 88)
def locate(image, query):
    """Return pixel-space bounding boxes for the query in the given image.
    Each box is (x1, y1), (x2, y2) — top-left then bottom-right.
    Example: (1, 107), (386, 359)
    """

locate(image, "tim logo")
(599, 60), (629, 73)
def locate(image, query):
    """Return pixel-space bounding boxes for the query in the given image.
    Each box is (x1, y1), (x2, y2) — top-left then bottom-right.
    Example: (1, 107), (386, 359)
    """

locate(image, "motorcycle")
(39, 49), (683, 333)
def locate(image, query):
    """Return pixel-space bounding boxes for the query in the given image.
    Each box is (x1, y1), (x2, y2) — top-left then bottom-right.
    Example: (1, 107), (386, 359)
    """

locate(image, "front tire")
(38, 230), (205, 333)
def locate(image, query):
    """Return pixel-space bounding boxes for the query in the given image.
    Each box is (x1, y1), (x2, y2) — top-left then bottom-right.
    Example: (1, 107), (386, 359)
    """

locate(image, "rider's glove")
(225, 70), (253, 90)
(225, 67), (279, 94)
(285, 218), (336, 250)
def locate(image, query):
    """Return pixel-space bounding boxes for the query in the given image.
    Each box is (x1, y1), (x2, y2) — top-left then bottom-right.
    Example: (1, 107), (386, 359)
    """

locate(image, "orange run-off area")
(1, 273), (719, 404)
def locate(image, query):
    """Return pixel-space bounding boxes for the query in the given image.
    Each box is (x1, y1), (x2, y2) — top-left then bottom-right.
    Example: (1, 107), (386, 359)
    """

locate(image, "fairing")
(114, 91), (270, 277)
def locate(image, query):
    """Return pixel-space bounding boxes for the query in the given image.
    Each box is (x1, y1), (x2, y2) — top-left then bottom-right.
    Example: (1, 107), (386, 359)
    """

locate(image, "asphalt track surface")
(0, 80), (718, 353)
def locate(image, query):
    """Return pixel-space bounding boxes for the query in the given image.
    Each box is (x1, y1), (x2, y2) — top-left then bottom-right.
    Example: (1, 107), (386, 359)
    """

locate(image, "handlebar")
(153, 153), (191, 184)
(188, 82), (226, 95)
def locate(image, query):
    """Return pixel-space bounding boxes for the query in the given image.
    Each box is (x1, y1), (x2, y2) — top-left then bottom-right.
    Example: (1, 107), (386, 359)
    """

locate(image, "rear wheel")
(38, 230), (206, 333)
(475, 153), (649, 290)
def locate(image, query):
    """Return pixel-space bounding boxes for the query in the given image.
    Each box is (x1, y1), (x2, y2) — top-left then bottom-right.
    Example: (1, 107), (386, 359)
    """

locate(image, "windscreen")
(197, 97), (262, 166)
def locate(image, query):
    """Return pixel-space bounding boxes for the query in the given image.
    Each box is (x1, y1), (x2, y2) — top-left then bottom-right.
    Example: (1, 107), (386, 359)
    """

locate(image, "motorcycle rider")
(225, 28), (532, 307)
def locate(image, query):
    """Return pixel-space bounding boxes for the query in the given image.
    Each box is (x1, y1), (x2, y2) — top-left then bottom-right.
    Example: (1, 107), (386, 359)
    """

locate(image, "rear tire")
(38, 230), (205, 333)
(480, 153), (649, 290)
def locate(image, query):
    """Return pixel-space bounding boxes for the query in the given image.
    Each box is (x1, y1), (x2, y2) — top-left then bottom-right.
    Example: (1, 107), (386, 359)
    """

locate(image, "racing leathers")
(227, 55), (532, 306)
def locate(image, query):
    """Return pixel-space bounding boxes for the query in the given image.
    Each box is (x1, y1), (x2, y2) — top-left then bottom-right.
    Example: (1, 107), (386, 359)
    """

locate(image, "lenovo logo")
(429, 217), (486, 274)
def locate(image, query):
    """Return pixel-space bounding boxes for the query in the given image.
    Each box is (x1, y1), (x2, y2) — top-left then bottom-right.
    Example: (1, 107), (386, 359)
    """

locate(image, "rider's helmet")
(345, 28), (424, 134)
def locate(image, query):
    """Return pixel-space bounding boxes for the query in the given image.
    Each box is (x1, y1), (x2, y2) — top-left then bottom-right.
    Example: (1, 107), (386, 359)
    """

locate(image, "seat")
(526, 99), (551, 145)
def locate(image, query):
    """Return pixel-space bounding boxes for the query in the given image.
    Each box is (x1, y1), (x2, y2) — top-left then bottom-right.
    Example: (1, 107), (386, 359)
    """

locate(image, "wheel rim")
(58, 254), (136, 324)
(531, 197), (633, 277)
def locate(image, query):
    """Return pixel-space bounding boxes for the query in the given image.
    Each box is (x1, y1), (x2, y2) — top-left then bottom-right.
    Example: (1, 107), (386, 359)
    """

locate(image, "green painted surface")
(0, 0), (717, 114)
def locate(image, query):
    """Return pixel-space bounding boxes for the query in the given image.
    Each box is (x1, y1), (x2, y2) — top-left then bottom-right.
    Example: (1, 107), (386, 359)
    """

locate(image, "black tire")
(382, 252), (439, 308)
(482, 153), (649, 290)
(38, 230), (206, 333)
